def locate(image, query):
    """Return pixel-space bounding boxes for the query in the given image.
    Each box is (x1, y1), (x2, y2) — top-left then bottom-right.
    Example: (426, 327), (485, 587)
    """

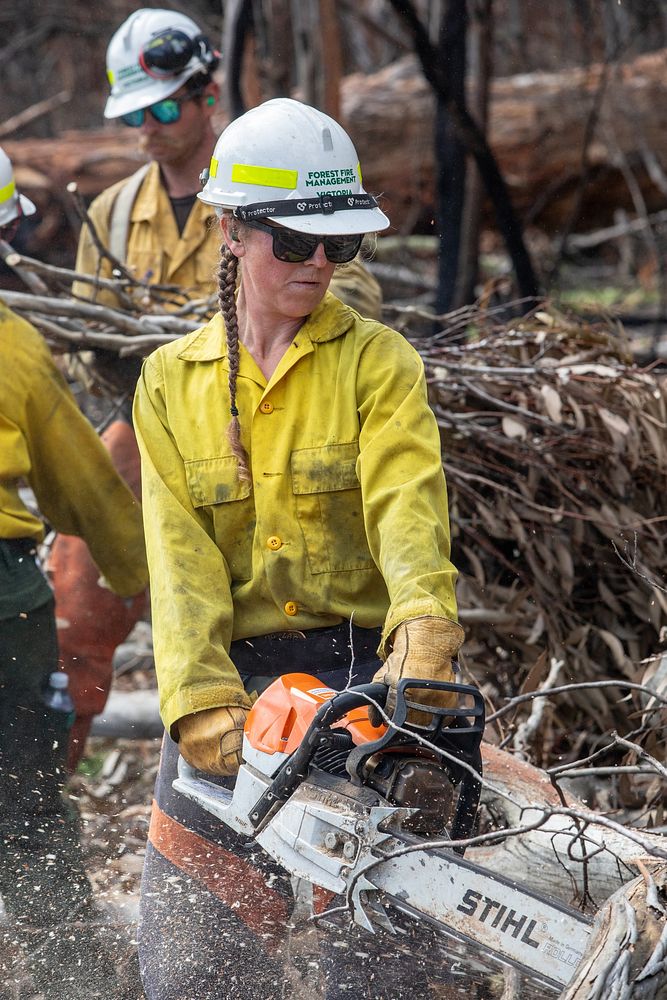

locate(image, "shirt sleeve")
(24, 339), (148, 598)
(355, 327), (459, 654)
(133, 355), (252, 735)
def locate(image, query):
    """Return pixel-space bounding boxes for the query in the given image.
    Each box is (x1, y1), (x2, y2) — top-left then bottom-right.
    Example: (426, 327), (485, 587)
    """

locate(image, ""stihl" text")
(456, 890), (540, 948)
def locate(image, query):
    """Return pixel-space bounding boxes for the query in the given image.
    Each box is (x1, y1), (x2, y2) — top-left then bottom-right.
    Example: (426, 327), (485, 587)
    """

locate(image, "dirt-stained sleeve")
(355, 326), (459, 655)
(23, 335), (148, 597)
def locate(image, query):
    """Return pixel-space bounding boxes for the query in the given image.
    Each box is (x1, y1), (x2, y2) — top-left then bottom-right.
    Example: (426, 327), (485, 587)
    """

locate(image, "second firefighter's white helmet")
(104, 8), (218, 120)
(199, 98), (390, 235)
(0, 146), (36, 227)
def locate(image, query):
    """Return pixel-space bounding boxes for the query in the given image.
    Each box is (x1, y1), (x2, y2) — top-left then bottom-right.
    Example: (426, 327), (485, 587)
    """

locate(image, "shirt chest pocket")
(126, 247), (164, 286)
(291, 442), (375, 575)
(185, 457), (255, 582)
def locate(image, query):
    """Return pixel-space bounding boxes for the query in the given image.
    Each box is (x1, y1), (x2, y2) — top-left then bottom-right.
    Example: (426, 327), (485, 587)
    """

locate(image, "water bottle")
(43, 670), (75, 722)
(43, 671), (75, 779)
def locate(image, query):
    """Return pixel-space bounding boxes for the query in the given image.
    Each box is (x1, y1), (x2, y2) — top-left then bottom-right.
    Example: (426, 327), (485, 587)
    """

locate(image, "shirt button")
(284, 601), (298, 617)
(267, 535), (282, 550)
(259, 400), (274, 414)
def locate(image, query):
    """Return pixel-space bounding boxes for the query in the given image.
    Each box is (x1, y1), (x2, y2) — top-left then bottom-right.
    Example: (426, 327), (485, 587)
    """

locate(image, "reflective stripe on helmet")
(231, 164), (298, 191)
(0, 179), (15, 205)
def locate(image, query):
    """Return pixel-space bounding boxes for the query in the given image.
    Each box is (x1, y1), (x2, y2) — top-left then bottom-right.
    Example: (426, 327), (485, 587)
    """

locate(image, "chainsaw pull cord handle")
(248, 682), (388, 831)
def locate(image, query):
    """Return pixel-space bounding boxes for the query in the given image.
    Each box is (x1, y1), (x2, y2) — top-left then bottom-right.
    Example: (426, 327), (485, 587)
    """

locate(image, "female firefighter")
(134, 98), (464, 999)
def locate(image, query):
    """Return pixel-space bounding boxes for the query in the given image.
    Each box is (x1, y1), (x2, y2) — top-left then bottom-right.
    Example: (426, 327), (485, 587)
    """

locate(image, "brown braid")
(217, 241), (251, 482)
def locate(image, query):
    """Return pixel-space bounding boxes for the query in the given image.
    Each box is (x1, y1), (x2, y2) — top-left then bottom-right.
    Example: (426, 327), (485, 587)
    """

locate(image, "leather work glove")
(177, 705), (250, 777)
(370, 616), (465, 726)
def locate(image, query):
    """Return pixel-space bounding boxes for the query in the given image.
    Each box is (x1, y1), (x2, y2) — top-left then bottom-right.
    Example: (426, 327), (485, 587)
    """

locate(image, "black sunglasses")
(121, 88), (203, 128)
(239, 218), (363, 264)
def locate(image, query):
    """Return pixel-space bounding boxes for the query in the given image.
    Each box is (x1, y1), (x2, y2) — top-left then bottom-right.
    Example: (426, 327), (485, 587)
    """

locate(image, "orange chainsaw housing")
(245, 673), (385, 756)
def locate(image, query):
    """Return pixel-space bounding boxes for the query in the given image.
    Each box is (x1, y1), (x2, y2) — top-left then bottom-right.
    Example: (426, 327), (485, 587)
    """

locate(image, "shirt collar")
(130, 161), (215, 227)
(177, 292), (356, 363)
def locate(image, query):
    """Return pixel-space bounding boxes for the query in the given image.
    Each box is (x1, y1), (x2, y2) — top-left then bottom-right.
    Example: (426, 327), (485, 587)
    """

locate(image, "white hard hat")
(0, 146), (36, 227)
(104, 8), (219, 120)
(199, 98), (390, 235)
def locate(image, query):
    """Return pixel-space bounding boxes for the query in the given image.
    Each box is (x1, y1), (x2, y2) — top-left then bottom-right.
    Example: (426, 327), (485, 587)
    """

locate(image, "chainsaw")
(173, 673), (593, 992)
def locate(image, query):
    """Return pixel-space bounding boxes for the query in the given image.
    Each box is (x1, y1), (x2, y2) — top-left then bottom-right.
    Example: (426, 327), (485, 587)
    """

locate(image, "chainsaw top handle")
(248, 678), (485, 841)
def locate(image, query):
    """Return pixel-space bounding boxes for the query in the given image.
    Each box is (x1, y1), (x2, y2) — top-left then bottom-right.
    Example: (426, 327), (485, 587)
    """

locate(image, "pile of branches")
(0, 246), (213, 358)
(395, 303), (666, 765)
(4, 249), (666, 764)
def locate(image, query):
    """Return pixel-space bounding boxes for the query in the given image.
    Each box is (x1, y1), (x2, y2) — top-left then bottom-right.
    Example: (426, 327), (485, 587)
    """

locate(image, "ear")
(202, 80), (220, 116)
(220, 214), (245, 257)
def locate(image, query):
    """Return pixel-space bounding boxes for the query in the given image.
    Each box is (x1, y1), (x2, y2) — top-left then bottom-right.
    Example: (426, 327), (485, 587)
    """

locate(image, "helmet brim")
(271, 207), (390, 236)
(19, 192), (36, 217)
(103, 71), (191, 119)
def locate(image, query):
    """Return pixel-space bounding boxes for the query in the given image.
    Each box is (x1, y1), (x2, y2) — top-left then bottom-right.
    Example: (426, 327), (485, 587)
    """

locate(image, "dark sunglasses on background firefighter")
(121, 87), (205, 128)
(238, 218), (363, 264)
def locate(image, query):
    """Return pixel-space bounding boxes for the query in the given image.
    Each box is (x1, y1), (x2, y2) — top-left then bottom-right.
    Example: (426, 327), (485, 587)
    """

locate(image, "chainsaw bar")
(367, 833), (593, 990)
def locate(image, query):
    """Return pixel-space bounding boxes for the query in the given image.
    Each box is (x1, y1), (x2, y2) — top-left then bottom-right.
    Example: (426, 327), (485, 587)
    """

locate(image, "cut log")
(471, 743), (667, 914)
(561, 862), (667, 999)
(4, 48), (667, 266)
(90, 689), (162, 739)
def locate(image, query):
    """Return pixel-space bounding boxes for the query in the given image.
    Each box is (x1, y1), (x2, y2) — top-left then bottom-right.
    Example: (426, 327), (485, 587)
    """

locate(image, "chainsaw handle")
(248, 682), (388, 830)
(316, 681), (389, 726)
(249, 679), (485, 835)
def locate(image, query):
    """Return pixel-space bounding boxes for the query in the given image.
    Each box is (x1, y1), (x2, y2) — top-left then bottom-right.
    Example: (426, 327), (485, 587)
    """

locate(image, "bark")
(291, 0), (342, 118)
(223, 0), (256, 120)
(251, 0), (292, 100)
(433, 0), (468, 314)
(454, 0), (493, 307)
(561, 862), (667, 999)
(387, 0), (540, 301)
(471, 743), (667, 914)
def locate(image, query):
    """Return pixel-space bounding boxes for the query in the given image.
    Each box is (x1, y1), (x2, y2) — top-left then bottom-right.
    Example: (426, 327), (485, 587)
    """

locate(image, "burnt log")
(341, 47), (667, 234)
(4, 47), (667, 267)
(472, 744), (667, 914)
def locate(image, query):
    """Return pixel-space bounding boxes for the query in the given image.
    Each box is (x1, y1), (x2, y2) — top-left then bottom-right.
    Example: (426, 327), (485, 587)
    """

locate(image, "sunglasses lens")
(322, 235), (363, 264)
(253, 222), (363, 265)
(272, 229), (318, 263)
(121, 108), (145, 128)
(150, 99), (182, 124)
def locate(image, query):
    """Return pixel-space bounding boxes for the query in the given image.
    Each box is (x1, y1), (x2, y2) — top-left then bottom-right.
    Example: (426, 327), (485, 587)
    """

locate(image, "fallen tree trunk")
(471, 744), (667, 914)
(5, 48), (667, 264)
(342, 47), (667, 233)
(90, 689), (162, 740)
(561, 862), (667, 999)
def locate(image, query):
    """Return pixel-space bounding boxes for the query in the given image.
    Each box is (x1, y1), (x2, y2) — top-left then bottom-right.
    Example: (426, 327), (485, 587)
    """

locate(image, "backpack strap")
(108, 163), (152, 262)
